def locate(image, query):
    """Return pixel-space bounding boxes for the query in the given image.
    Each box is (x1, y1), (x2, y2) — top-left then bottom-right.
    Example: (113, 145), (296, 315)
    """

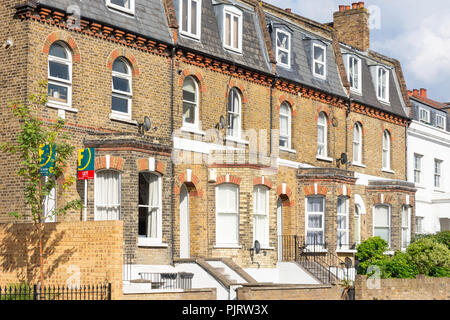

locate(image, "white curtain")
(148, 174), (159, 238)
(216, 184), (238, 245)
(373, 206), (389, 243)
(95, 170), (120, 221)
(254, 186), (268, 246)
(307, 197), (324, 245)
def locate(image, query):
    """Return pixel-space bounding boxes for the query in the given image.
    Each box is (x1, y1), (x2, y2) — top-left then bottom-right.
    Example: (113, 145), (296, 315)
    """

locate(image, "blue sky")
(264, 0), (450, 103)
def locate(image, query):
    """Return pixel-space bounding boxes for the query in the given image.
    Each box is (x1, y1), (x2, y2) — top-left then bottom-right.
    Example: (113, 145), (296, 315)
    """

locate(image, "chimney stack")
(413, 89), (419, 96)
(285, 8), (291, 13)
(333, 2), (370, 52)
(420, 88), (427, 98)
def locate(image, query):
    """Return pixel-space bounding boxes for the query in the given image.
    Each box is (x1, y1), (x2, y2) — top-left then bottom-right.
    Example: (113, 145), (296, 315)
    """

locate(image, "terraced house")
(0, 0), (417, 298)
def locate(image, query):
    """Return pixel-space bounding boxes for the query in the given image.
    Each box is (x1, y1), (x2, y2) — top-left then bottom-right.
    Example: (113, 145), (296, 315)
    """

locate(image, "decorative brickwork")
(42, 30), (81, 62)
(106, 48), (140, 76)
(178, 68), (207, 93)
(95, 155), (125, 172)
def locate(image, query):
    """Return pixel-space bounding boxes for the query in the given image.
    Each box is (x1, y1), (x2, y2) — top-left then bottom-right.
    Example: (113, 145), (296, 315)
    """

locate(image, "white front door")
(180, 185), (190, 259)
(277, 198), (283, 261)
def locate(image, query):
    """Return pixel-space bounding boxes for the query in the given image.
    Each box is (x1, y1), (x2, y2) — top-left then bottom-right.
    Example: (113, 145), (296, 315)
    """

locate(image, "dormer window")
(106, 0), (135, 15)
(419, 108), (430, 124)
(223, 6), (243, 53)
(312, 43), (326, 79)
(180, 0), (202, 40)
(348, 56), (361, 94)
(436, 114), (446, 130)
(377, 66), (389, 103)
(276, 29), (291, 68)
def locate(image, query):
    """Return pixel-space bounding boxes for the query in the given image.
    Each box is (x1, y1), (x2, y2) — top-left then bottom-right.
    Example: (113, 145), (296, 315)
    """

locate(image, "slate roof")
(409, 94), (449, 132)
(175, 0), (272, 73)
(265, 13), (347, 98)
(38, 0), (173, 45)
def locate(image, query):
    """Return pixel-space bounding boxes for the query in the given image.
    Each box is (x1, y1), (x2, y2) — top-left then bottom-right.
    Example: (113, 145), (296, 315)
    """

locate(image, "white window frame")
(415, 216), (424, 234)
(138, 172), (163, 245)
(275, 29), (291, 69)
(312, 43), (326, 79)
(223, 6), (243, 53)
(413, 153), (422, 184)
(253, 185), (269, 248)
(106, 0), (135, 15)
(382, 130), (391, 170)
(111, 58), (133, 120)
(401, 206), (411, 250)
(179, 0), (202, 40)
(182, 76), (200, 130)
(317, 112), (328, 157)
(337, 197), (349, 250)
(215, 184), (240, 247)
(348, 56), (361, 94)
(434, 159), (442, 188)
(279, 102), (292, 150)
(373, 205), (391, 248)
(305, 196), (326, 250)
(352, 122), (363, 165)
(94, 170), (122, 221)
(419, 108), (430, 124)
(48, 42), (72, 108)
(354, 204), (361, 245)
(376, 66), (390, 103)
(436, 114), (446, 130)
(227, 88), (241, 139)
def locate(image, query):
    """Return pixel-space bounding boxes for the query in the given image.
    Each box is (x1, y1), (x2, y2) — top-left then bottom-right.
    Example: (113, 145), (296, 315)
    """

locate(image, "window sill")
(383, 250), (395, 256)
(378, 99), (391, 106)
(213, 244), (242, 249)
(109, 113), (137, 125)
(137, 240), (168, 248)
(181, 126), (206, 136)
(46, 102), (78, 113)
(382, 168), (395, 174)
(316, 155), (333, 163)
(279, 147), (296, 154)
(312, 73), (326, 81)
(260, 246), (275, 250)
(225, 136), (249, 145)
(351, 162), (366, 168)
(106, 3), (135, 16)
(434, 188), (446, 193)
(350, 88), (362, 96)
(223, 46), (243, 55)
(336, 249), (357, 253)
(180, 32), (201, 42)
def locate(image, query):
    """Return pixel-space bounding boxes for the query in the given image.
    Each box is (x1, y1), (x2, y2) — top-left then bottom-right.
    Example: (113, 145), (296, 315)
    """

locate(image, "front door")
(180, 185), (190, 258)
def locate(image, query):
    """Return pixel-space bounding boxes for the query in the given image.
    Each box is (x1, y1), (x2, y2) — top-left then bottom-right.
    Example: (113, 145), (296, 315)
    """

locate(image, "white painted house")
(407, 89), (450, 234)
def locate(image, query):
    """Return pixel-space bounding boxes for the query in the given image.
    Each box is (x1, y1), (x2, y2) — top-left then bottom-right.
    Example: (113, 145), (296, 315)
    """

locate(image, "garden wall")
(236, 284), (343, 300)
(355, 274), (450, 300)
(0, 221), (123, 300)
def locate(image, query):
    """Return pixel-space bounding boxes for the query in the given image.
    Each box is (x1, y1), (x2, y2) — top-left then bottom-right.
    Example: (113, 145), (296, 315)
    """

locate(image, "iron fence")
(0, 283), (111, 300)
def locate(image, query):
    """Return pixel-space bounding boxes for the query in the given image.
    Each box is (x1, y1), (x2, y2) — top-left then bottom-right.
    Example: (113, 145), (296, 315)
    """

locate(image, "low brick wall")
(122, 288), (217, 300)
(236, 284), (343, 300)
(0, 221), (123, 300)
(355, 275), (450, 300)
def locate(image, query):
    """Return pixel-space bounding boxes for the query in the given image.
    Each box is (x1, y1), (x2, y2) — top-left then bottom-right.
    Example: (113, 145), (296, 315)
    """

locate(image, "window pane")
(183, 102), (196, 124)
(307, 231), (323, 245)
(182, 0), (189, 32)
(49, 43), (68, 59)
(217, 212), (238, 244)
(95, 170), (120, 221)
(183, 78), (196, 102)
(138, 207), (148, 236)
(254, 215), (267, 245)
(113, 76), (130, 93)
(49, 61), (69, 80)
(225, 13), (231, 47)
(111, 0), (130, 9)
(233, 16), (239, 49)
(112, 96), (129, 113)
(48, 83), (68, 103)
(374, 227), (389, 243)
(308, 214), (322, 228)
(191, 0), (198, 35)
(280, 115), (288, 136)
(315, 63), (324, 76)
(113, 59), (129, 74)
(374, 206), (389, 226)
(307, 197), (324, 212)
(337, 215), (347, 229)
(277, 32), (289, 50)
(314, 46), (324, 62)
(278, 51), (288, 65)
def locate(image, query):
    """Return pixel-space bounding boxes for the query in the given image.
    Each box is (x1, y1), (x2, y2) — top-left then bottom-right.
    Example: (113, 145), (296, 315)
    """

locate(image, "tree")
(0, 81), (82, 289)
(356, 236), (390, 277)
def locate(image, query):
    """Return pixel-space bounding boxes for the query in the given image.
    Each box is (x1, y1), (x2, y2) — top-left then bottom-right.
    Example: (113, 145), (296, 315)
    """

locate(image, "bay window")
(306, 197), (325, 247)
(373, 205), (390, 246)
(401, 206), (411, 250)
(95, 170), (121, 221)
(138, 172), (162, 243)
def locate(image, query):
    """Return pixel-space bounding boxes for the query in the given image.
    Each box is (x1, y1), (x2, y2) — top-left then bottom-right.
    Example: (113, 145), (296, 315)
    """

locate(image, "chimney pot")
(339, 5), (345, 12)
(420, 88), (427, 98)
(285, 8), (291, 13)
(413, 89), (419, 96)
(345, 5), (351, 10)
(352, 3), (358, 9)
(358, 2), (365, 8)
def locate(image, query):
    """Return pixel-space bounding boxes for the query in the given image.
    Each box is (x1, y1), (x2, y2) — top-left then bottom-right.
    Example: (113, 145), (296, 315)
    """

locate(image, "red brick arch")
(178, 69), (207, 93)
(173, 171), (203, 197)
(350, 119), (367, 135)
(253, 176), (273, 189)
(42, 31), (81, 63)
(337, 184), (352, 197)
(216, 175), (242, 186)
(106, 48), (140, 76)
(226, 79), (248, 104)
(276, 183), (294, 207)
(136, 158), (166, 175)
(373, 193), (392, 205)
(381, 125), (394, 142)
(95, 155), (125, 172)
(303, 184), (328, 197)
(315, 107), (332, 126)
(277, 94), (297, 116)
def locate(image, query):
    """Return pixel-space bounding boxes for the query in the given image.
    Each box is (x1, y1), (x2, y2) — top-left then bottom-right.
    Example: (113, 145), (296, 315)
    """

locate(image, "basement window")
(106, 0), (135, 15)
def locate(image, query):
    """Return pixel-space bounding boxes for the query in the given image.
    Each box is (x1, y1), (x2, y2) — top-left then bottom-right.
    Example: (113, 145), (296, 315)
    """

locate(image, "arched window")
(279, 102), (292, 149)
(182, 76), (199, 129)
(253, 185), (269, 247)
(227, 88), (241, 138)
(354, 204), (361, 245)
(95, 170), (121, 221)
(317, 112), (327, 157)
(48, 42), (72, 106)
(138, 172), (162, 243)
(353, 122), (363, 164)
(373, 205), (390, 246)
(216, 183), (239, 246)
(111, 58), (132, 119)
(382, 130), (391, 170)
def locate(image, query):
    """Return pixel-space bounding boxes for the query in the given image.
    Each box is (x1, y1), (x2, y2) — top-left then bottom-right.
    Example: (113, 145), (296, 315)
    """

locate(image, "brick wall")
(236, 284), (343, 300)
(355, 275), (450, 300)
(122, 288), (216, 300)
(0, 221), (123, 300)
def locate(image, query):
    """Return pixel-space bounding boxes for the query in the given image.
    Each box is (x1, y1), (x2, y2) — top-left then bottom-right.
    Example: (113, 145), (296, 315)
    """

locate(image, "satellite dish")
(254, 240), (261, 255)
(219, 115), (226, 129)
(340, 153), (347, 165)
(345, 257), (352, 269)
(143, 116), (151, 132)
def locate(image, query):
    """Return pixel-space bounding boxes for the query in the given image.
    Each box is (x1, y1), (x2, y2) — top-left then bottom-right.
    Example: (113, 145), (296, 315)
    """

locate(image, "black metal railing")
(123, 253), (135, 282)
(0, 283), (111, 301)
(137, 272), (193, 290)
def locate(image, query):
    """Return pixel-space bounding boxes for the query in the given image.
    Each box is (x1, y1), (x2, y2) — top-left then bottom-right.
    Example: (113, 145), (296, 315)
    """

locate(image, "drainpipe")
(345, 97), (352, 170)
(270, 76), (279, 155)
(170, 45), (176, 265)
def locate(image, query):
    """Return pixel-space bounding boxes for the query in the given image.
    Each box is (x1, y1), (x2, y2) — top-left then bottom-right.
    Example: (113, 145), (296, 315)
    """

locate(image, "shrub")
(384, 252), (419, 279)
(434, 231), (450, 249)
(356, 237), (389, 276)
(406, 238), (450, 277)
